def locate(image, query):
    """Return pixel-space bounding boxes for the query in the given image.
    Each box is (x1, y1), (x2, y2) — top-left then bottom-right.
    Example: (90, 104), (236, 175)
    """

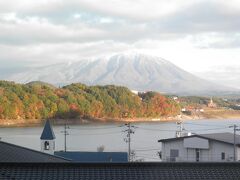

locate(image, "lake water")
(0, 119), (240, 161)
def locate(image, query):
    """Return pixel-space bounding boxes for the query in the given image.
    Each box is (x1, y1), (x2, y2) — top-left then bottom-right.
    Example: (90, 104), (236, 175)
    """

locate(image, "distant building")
(40, 120), (128, 162)
(131, 90), (139, 95)
(181, 108), (186, 112)
(208, 98), (217, 108)
(173, 96), (180, 103)
(54, 151), (128, 162)
(173, 97), (178, 100)
(158, 133), (239, 162)
(40, 120), (56, 155)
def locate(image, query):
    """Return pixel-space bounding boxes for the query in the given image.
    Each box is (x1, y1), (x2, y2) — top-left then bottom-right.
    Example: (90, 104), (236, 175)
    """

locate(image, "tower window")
(44, 141), (50, 150)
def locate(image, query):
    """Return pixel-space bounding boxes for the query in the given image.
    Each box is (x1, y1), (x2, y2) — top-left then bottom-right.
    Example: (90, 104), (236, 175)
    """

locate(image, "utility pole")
(123, 123), (136, 162)
(229, 124), (240, 161)
(61, 123), (70, 152)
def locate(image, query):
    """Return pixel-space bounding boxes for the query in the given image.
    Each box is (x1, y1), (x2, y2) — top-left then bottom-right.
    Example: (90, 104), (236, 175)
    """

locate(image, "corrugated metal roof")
(158, 132), (240, 145)
(1, 162), (240, 179)
(200, 133), (240, 145)
(0, 141), (69, 162)
(54, 151), (128, 162)
(40, 120), (56, 140)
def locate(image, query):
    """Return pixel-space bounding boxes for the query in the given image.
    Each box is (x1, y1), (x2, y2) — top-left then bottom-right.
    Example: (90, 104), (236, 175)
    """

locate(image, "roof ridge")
(159, 133), (240, 145)
(0, 140), (69, 161)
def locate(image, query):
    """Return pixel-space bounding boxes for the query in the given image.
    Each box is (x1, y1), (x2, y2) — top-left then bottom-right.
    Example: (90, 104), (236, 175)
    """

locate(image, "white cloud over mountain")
(0, 0), (239, 86)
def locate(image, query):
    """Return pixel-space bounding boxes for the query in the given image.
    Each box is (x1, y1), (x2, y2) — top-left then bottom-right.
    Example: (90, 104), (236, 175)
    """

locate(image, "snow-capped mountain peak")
(6, 53), (233, 95)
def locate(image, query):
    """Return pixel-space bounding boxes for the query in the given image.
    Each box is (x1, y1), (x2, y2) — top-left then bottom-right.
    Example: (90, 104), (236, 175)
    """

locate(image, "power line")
(137, 126), (228, 132)
(184, 122), (227, 128)
(69, 131), (123, 136)
(135, 155), (160, 160)
(187, 127), (229, 132)
(137, 127), (177, 132)
(137, 152), (159, 156)
(70, 126), (120, 130)
(135, 148), (160, 152)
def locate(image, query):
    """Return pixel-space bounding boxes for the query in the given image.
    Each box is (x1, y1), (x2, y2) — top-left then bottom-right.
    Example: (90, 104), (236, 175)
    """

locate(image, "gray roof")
(40, 120), (55, 140)
(158, 133), (240, 145)
(200, 133), (240, 145)
(1, 162), (240, 179)
(0, 141), (69, 162)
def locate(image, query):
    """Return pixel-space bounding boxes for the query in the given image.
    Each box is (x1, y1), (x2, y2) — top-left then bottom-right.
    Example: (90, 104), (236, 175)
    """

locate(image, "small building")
(172, 96), (180, 103)
(173, 97), (178, 100)
(158, 133), (240, 162)
(40, 120), (128, 162)
(181, 108), (186, 112)
(54, 151), (128, 162)
(40, 120), (56, 155)
(208, 98), (217, 108)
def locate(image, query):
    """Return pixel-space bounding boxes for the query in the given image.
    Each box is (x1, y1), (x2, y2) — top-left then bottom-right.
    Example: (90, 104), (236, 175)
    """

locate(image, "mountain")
(6, 53), (236, 95)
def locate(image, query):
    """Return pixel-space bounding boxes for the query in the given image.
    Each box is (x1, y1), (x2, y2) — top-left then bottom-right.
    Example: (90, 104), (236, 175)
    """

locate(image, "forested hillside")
(0, 81), (180, 120)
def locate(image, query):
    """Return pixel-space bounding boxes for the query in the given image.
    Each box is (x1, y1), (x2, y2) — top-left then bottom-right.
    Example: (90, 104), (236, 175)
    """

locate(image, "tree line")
(0, 81), (180, 120)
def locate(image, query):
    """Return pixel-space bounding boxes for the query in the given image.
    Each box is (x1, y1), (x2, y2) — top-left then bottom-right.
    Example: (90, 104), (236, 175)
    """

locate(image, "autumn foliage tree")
(0, 81), (180, 120)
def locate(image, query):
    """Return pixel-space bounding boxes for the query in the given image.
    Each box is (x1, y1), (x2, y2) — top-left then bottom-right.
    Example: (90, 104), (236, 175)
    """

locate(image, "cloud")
(0, 41), (131, 65)
(190, 33), (240, 49)
(0, 0), (239, 48)
(0, 0), (201, 20)
(0, 0), (240, 77)
(158, 1), (240, 34)
(0, 13), (109, 45)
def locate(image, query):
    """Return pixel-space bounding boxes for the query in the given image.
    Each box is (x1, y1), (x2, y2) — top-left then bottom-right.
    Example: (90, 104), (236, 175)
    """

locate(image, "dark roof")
(200, 133), (240, 144)
(54, 151), (128, 162)
(0, 141), (69, 162)
(158, 132), (240, 145)
(40, 120), (55, 140)
(1, 162), (240, 180)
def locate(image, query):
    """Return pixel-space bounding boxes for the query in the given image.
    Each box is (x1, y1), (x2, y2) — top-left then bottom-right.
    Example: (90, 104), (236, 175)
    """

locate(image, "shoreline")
(1, 112), (240, 128)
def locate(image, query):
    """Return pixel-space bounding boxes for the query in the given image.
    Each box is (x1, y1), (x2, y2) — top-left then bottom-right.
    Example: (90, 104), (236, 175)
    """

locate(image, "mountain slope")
(194, 65), (240, 89)
(6, 53), (234, 95)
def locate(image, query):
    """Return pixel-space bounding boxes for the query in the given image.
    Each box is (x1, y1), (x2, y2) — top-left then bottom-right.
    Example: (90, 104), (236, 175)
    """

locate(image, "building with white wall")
(158, 133), (240, 162)
(40, 120), (56, 155)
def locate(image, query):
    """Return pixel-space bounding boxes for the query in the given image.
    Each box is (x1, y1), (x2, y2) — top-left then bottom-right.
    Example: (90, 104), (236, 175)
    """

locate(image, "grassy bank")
(1, 108), (240, 127)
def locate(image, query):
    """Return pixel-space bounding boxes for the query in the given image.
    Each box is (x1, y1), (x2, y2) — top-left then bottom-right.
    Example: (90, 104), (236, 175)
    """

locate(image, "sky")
(0, 0), (240, 77)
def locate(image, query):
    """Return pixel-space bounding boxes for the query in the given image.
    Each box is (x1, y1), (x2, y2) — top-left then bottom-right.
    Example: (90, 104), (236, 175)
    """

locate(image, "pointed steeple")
(40, 120), (55, 140)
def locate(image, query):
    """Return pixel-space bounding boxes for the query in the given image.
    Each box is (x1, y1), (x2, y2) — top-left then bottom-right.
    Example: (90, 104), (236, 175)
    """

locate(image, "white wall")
(209, 141), (234, 161)
(41, 140), (55, 154)
(237, 147), (240, 160)
(184, 137), (209, 149)
(161, 138), (235, 162)
(161, 139), (185, 162)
